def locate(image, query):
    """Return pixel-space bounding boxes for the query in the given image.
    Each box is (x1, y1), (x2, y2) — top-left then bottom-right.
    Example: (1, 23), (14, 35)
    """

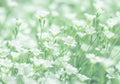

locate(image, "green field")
(0, 0), (120, 84)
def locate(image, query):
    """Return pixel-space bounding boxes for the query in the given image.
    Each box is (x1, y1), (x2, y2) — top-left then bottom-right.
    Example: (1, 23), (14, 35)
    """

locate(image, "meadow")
(0, 0), (120, 84)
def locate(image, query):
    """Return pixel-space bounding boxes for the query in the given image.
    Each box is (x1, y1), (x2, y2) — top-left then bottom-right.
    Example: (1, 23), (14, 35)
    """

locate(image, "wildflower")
(0, 58), (13, 67)
(44, 75), (60, 84)
(104, 30), (115, 39)
(86, 53), (114, 67)
(93, 0), (105, 9)
(30, 57), (53, 68)
(64, 12), (76, 20)
(15, 63), (34, 76)
(30, 48), (42, 56)
(77, 32), (86, 38)
(49, 25), (60, 36)
(35, 9), (49, 19)
(62, 36), (77, 47)
(85, 26), (96, 35)
(76, 74), (89, 81)
(106, 68), (116, 79)
(2, 75), (16, 84)
(81, 43), (89, 51)
(51, 10), (59, 17)
(107, 18), (118, 27)
(63, 62), (78, 74)
(73, 19), (86, 27)
(7, 0), (18, 7)
(23, 77), (37, 84)
(115, 62), (120, 72)
(85, 13), (96, 21)
(11, 52), (20, 59)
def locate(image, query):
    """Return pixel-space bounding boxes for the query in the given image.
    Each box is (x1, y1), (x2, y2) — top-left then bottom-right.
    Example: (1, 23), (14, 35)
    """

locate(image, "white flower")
(107, 18), (118, 27)
(93, 0), (105, 9)
(104, 30), (115, 39)
(62, 36), (77, 47)
(43, 41), (58, 49)
(106, 68), (116, 79)
(64, 12), (76, 20)
(53, 47), (60, 56)
(51, 11), (59, 16)
(81, 43), (89, 51)
(31, 57), (53, 68)
(11, 52), (20, 59)
(15, 63), (34, 76)
(73, 20), (86, 27)
(49, 25), (60, 36)
(85, 26), (96, 35)
(116, 62), (120, 72)
(7, 0), (18, 7)
(96, 8), (104, 15)
(63, 62), (78, 74)
(86, 53), (114, 66)
(85, 13), (96, 21)
(2, 75), (16, 84)
(30, 48), (42, 56)
(0, 58), (13, 67)
(44, 75), (60, 84)
(77, 32), (86, 38)
(86, 54), (97, 63)
(9, 33), (37, 48)
(55, 68), (64, 78)
(24, 77), (37, 84)
(106, 68), (115, 74)
(76, 74), (89, 81)
(19, 23), (31, 34)
(38, 32), (52, 40)
(36, 9), (49, 18)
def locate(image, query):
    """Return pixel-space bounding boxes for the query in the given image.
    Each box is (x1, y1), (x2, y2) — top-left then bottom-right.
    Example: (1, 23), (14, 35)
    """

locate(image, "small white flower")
(93, 0), (105, 9)
(81, 43), (89, 51)
(96, 8), (104, 15)
(64, 13), (76, 20)
(106, 68), (115, 79)
(73, 20), (86, 27)
(63, 62), (78, 74)
(31, 57), (53, 68)
(104, 30), (115, 39)
(86, 53), (114, 66)
(49, 25), (60, 36)
(77, 32), (86, 38)
(62, 36), (77, 47)
(30, 48), (42, 56)
(24, 77), (37, 84)
(85, 26), (96, 35)
(116, 62), (120, 72)
(85, 13), (96, 21)
(106, 68), (115, 73)
(36, 9), (49, 18)
(107, 18), (118, 27)
(0, 58), (13, 67)
(51, 11), (59, 16)
(15, 63), (34, 76)
(7, 0), (18, 7)
(76, 74), (89, 81)
(2, 75), (16, 84)
(11, 52), (20, 59)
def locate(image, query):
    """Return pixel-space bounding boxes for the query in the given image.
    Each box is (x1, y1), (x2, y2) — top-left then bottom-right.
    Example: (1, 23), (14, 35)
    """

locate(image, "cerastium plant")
(0, 0), (120, 84)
